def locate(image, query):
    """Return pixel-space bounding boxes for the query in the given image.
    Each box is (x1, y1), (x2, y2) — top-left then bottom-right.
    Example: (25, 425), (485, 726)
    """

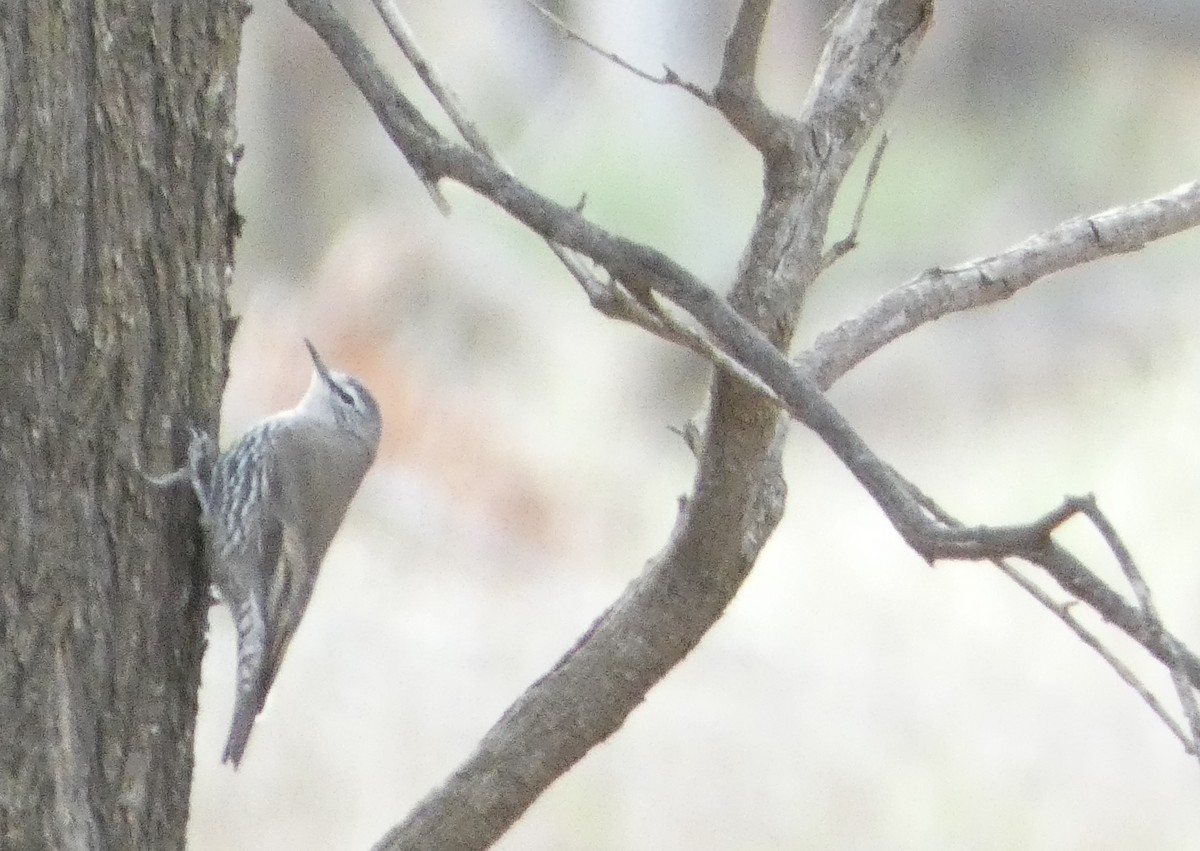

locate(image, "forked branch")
(279, 0), (1200, 848)
(289, 0), (1043, 564)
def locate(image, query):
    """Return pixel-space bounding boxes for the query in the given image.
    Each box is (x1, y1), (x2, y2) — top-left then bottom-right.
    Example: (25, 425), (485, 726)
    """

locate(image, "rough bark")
(0, 2), (242, 848)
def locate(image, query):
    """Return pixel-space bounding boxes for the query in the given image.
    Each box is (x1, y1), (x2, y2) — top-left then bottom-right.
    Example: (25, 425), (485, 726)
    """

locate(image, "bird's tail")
(221, 595), (268, 767)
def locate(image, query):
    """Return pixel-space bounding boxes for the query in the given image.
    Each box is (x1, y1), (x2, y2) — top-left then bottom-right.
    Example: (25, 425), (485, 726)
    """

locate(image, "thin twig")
(995, 563), (1194, 752)
(371, 0), (497, 158)
(520, 0), (712, 104)
(891, 469), (1200, 683)
(822, 131), (889, 268)
(1072, 495), (1200, 761)
(370, 0), (733, 358)
(366, 0), (786, 395)
(908, 482), (1196, 754)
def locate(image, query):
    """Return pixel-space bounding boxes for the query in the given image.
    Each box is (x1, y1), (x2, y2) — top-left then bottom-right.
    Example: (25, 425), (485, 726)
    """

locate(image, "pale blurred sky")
(190, 2), (1200, 849)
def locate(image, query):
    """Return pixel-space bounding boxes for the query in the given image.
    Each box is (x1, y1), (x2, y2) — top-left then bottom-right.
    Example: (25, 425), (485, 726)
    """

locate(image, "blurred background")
(187, 1), (1200, 848)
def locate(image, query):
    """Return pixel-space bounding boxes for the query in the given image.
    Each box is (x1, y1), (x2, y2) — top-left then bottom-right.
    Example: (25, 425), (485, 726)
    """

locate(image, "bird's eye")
(334, 384), (356, 407)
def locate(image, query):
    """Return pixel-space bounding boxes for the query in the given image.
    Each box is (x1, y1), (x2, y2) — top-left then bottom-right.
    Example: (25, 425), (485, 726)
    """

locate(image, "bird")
(149, 339), (381, 766)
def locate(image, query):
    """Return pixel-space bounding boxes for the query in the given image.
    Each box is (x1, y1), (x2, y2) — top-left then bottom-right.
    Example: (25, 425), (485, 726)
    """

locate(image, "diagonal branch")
(368, 0), (745, 366)
(291, 0), (1200, 596)
(292, 0), (986, 562)
(288, 0), (1200, 693)
(370, 0), (498, 159)
(277, 2), (934, 849)
(800, 180), (1200, 388)
(910, 483), (1199, 754)
(1071, 496), (1200, 762)
(368, 0), (783, 399)
(284, 0), (1200, 848)
(903, 468), (1200, 690)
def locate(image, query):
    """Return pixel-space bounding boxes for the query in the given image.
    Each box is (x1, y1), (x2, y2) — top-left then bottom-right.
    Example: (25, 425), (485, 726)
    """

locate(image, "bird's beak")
(304, 339), (336, 388)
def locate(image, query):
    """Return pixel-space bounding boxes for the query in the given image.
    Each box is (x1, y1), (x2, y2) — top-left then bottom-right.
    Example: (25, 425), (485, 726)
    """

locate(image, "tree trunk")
(0, 2), (242, 848)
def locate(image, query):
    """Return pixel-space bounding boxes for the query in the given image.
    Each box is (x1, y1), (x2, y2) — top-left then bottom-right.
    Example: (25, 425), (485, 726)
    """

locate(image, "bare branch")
(291, 0), (1200, 577)
(520, 0), (712, 104)
(1071, 496), (1200, 762)
(998, 565), (1196, 755)
(910, 481), (1200, 754)
(370, 0), (497, 158)
(281, 2), (938, 848)
(802, 0), (932, 155)
(725, 0), (931, 335)
(357, 0), (796, 415)
(713, 0), (786, 152)
(822, 131), (889, 268)
(721, 0), (772, 86)
(293, 0), (1117, 592)
(802, 180), (1200, 388)
(283, 0), (1200, 845)
(366, 0), (735, 357)
(901, 470), (1200, 688)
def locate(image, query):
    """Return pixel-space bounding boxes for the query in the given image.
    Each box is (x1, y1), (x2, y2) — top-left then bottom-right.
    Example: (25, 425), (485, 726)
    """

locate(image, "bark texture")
(0, 2), (241, 848)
